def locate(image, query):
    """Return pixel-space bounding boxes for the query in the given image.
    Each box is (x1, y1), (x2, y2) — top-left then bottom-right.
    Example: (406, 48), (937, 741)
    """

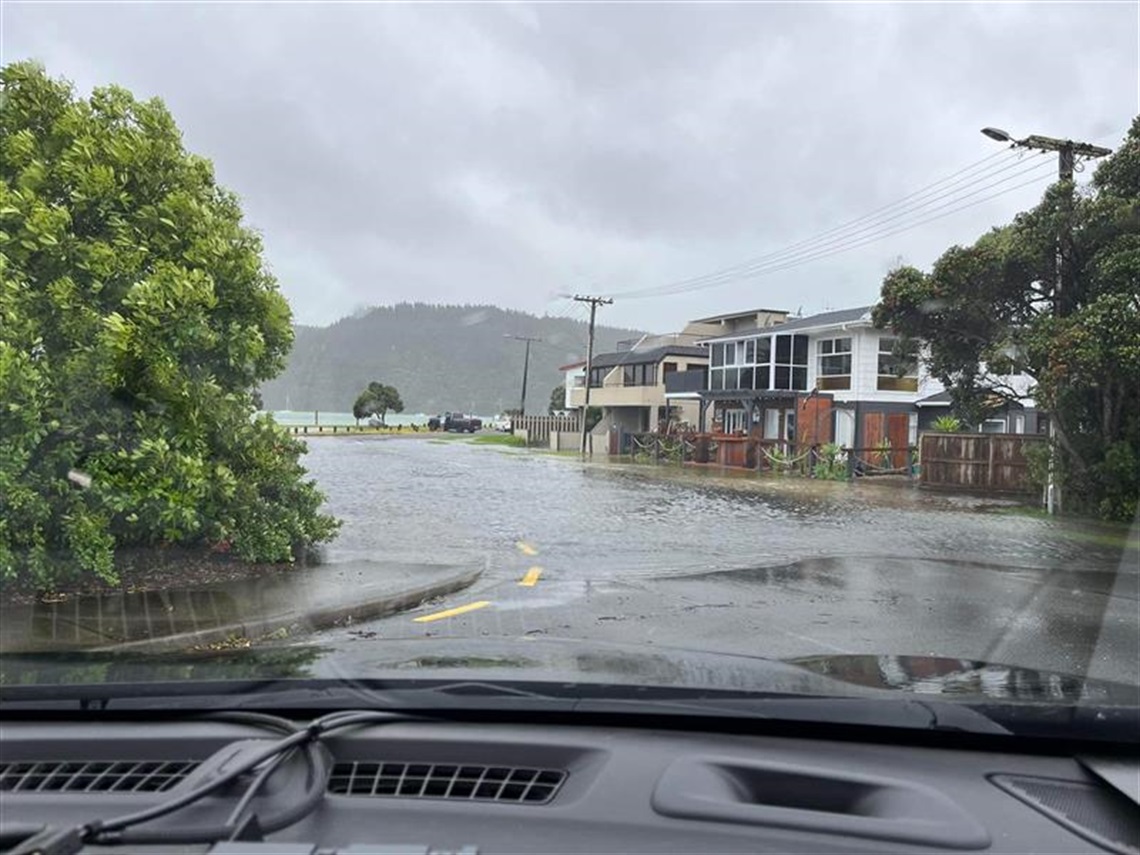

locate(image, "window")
(773, 334), (809, 391)
(589, 367), (606, 388)
(817, 337), (852, 391)
(711, 343), (725, 368)
(754, 337), (772, 390)
(724, 409), (748, 434)
(877, 337), (918, 392)
(622, 363), (656, 386)
(663, 362), (677, 375)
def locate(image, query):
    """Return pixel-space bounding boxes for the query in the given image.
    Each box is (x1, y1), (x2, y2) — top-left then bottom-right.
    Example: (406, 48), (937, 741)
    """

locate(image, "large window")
(773, 334), (809, 391)
(621, 363), (657, 386)
(817, 337), (852, 391)
(589, 366), (606, 388)
(877, 337), (918, 392)
(707, 334), (807, 391)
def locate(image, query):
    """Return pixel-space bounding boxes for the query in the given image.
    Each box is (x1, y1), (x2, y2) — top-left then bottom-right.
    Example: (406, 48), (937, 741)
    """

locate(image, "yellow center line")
(412, 600), (492, 623)
(516, 541), (538, 556)
(519, 567), (543, 587)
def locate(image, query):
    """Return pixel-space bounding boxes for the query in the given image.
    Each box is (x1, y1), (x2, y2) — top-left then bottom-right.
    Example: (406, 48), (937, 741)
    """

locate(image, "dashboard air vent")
(329, 762), (566, 803)
(991, 774), (1140, 855)
(0, 760), (199, 794)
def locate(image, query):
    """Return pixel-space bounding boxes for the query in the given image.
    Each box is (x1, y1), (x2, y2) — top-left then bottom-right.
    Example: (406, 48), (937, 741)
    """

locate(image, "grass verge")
(470, 433), (526, 447)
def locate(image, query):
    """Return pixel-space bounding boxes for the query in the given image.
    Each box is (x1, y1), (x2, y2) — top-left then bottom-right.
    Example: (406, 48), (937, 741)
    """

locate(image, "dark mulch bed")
(3, 547), (307, 607)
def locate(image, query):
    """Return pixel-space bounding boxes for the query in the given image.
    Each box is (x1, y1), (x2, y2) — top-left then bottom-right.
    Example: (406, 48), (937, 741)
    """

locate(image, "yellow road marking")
(516, 541), (538, 556)
(413, 600), (492, 623)
(519, 567), (543, 587)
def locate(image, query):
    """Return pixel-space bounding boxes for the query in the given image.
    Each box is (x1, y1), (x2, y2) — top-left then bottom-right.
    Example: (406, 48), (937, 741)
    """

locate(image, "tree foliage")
(548, 383), (565, 414)
(0, 62), (339, 587)
(875, 118), (1140, 519)
(352, 382), (403, 424)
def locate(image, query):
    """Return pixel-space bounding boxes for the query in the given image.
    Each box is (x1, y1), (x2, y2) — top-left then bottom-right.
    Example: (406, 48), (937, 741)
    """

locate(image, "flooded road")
(303, 437), (1139, 685)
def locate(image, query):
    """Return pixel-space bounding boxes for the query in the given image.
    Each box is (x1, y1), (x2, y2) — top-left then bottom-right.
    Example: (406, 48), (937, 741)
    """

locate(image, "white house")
(664, 305), (1041, 449)
(559, 360), (586, 411)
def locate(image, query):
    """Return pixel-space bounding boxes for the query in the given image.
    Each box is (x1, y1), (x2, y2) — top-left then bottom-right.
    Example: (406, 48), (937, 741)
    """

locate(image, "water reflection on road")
(303, 437), (1128, 577)
(302, 438), (1138, 685)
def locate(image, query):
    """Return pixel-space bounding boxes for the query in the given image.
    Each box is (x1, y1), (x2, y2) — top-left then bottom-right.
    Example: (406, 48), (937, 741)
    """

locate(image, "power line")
(647, 170), (1056, 297)
(605, 149), (1018, 299)
(612, 157), (1056, 300)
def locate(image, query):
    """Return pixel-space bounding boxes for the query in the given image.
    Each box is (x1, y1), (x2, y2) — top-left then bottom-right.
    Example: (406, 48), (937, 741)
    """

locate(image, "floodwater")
(303, 436), (1132, 580)
(299, 437), (1138, 686)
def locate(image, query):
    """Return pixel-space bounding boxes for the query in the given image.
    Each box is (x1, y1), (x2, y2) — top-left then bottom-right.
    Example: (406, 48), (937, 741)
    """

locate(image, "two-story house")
(664, 305), (1040, 451)
(567, 343), (710, 434)
(565, 310), (792, 437)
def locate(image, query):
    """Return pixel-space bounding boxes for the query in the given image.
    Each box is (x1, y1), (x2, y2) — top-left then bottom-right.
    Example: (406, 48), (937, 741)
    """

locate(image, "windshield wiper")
(1, 676), (1010, 735)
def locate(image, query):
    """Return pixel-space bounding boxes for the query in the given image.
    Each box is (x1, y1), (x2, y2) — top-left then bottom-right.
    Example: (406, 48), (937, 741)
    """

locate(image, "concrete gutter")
(0, 561), (483, 655)
(91, 564), (482, 654)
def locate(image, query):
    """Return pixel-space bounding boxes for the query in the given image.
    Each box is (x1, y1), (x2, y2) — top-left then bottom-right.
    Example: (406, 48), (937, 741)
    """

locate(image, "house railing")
(663, 369), (707, 395)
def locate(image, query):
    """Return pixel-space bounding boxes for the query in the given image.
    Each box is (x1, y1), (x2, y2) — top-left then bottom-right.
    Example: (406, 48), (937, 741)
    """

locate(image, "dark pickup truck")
(428, 412), (483, 433)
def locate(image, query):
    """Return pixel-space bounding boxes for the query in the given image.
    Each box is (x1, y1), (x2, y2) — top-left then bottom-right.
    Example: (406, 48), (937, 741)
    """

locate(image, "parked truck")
(428, 412), (483, 433)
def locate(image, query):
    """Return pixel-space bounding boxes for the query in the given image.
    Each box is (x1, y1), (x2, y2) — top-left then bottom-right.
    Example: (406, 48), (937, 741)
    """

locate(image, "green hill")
(259, 303), (646, 415)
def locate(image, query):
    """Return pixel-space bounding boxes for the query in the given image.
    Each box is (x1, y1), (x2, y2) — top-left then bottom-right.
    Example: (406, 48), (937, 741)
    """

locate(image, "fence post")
(846, 447), (856, 479)
(987, 436), (995, 487)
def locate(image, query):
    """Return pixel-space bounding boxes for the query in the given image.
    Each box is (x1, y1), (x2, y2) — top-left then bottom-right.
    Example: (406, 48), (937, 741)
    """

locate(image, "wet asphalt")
(301, 436), (1139, 686)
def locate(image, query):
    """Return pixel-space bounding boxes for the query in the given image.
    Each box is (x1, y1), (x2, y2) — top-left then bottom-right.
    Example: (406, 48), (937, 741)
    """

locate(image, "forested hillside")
(259, 303), (645, 414)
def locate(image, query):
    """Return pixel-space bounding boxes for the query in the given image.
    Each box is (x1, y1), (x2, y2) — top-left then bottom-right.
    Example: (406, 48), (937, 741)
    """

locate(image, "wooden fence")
(919, 432), (1043, 494)
(625, 433), (918, 479)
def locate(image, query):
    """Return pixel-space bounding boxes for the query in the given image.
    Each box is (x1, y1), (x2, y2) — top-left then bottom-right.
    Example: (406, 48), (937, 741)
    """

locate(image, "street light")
(980, 125), (1112, 515)
(504, 334), (541, 418)
(981, 127), (1013, 143)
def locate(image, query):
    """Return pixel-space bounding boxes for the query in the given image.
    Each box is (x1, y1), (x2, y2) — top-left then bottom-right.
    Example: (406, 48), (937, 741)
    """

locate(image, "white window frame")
(817, 337), (853, 390)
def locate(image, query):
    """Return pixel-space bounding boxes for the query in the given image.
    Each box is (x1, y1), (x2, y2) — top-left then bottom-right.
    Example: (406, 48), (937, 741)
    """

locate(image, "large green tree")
(352, 382), (403, 425)
(0, 62), (338, 587)
(875, 119), (1140, 519)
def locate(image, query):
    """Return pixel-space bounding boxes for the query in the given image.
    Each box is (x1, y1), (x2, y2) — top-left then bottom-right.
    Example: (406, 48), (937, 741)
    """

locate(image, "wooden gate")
(862, 412), (910, 468)
(796, 397), (833, 446)
(919, 432), (1043, 494)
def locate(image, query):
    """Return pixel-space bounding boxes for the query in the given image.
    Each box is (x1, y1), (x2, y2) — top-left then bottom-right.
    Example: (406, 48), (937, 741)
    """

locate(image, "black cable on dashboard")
(82, 709), (406, 847)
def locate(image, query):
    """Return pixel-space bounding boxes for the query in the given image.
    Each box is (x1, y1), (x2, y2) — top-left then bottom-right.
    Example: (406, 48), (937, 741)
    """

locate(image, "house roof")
(588, 344), (708, 370)
(915, 391), (953, 407)
(687, 307), (790, 324)
(558, 360), (586, 371)
(701, 305), (875, 343)
(916, 389), (1028, 409)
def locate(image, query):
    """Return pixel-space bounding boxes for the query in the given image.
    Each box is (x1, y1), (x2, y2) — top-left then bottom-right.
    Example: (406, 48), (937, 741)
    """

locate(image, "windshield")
(2, 3), (1138, 738)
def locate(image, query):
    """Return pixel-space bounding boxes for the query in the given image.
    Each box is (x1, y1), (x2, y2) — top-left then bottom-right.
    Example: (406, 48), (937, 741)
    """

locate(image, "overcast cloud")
(3, 1), (1137, 332)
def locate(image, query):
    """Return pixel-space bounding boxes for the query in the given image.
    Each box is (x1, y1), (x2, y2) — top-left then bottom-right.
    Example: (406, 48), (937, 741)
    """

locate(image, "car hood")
(2, 636), (1137, 707)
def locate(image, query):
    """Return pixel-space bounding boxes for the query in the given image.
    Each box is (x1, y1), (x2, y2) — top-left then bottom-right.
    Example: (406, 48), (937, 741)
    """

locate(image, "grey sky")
(4, 2), (1137, 333)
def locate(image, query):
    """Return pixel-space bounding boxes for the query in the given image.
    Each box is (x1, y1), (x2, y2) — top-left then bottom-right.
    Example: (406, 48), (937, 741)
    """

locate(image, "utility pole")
(574, 295), (613, 456)
(981, 128), (1112, 513)
(504, 334), (541, 417)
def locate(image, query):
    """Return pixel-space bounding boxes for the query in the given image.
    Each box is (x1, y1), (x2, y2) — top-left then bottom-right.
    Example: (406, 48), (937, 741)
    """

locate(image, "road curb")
(91, 566), (483, 654)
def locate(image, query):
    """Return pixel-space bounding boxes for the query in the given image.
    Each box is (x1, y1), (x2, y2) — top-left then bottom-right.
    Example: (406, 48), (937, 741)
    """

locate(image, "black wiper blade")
(0, 676), (1007, 734)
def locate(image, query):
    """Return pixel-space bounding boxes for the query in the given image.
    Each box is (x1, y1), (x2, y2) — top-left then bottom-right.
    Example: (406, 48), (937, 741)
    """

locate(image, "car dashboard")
(2, 714), (1138, 855)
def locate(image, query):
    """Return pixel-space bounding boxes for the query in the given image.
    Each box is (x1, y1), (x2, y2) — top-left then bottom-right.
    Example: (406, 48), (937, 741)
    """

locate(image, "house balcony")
(569, 383), (662, 409)
(664, 369), (707, 397)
